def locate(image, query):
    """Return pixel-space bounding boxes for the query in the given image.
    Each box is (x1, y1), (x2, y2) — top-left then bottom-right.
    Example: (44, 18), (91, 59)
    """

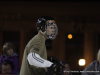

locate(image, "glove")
(46, 57), (65, 75)
(57, 66), (64, 75)
(50, 63), (65, 75)
(46, 62), (59, 75)
(50, 62), (59, 69)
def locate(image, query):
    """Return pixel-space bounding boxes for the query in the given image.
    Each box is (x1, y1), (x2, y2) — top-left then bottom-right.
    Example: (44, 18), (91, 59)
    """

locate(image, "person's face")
(64, 64), (70, 75)
(6, 48), (13, 56)
(46, 25), (55, 35)
(1, 64), (12, 74)
(46, 20), (58, 39)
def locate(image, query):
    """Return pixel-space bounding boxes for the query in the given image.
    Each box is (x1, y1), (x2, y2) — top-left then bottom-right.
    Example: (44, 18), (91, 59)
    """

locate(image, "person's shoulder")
(89, 60), (96, 65)
(31, 34), (42, 43)
(93, 60), (98, 62)
(14, 53), (18, 56)
(31, 34), (40, 41)
(0, 54), (6, 58)
(25, 34), (41, 48)
(87, 60), (98, 67)
(92, 60), (99, 65)
(90, 60), (98, 64)
(11, 53), (19, 58)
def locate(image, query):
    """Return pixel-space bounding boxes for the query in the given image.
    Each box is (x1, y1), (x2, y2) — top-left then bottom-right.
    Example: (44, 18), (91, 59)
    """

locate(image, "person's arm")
(27, 52), (61, 75)
(27, 52), (53, 67)
(27, 39), (53, 68)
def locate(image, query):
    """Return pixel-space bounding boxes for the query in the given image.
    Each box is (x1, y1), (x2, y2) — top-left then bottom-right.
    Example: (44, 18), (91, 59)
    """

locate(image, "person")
(20, 16), (59, 75)
(63, 61), (72, 75)
(0, 43), (20, 74)
(81, 50), (100, 75)
(0, 60), (12, 74)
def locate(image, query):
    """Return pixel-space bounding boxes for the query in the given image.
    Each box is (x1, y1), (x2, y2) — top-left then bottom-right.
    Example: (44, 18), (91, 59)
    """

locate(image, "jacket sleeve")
(28, 40), (53, 68)
(12, 56), (20, 74)
(27, 52), (53, 67)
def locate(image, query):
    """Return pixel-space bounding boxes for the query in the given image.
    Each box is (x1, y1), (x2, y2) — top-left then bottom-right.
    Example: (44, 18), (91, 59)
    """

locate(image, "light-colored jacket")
(81, 60), (100, 75)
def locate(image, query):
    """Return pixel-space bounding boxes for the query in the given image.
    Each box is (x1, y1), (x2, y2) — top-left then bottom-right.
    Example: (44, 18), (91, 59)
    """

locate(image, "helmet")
(36, 16), (58, 39)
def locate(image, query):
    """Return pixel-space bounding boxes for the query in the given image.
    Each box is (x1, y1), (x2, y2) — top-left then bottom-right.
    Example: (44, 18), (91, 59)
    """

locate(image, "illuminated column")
(84, 31), (94, 68)
(19, 30), (26, 67)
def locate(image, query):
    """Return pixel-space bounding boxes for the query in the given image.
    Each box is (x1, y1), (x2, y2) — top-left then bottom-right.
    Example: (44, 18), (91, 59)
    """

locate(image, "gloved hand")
(46, 62), (59, 75)
(57, 66), (64, 75)
(50, 63), (64, 75)
(46, 57), (65, 75)
(50, 62), (59, 69)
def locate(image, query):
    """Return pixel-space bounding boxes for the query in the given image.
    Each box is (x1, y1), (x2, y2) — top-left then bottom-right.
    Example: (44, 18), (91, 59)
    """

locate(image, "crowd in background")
(0, 43), (100, 75)
(0, 43), (20, 74)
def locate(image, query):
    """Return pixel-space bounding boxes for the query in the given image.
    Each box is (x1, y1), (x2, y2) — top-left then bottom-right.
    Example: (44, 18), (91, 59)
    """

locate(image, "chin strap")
(39, 30), (49, 40)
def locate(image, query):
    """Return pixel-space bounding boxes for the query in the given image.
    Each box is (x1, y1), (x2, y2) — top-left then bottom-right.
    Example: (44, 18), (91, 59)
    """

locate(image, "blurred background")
(0, 0), (100, 74)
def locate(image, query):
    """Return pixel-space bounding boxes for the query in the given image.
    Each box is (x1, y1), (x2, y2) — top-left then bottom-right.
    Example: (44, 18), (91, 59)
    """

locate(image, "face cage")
(45, 24), (58, 40)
